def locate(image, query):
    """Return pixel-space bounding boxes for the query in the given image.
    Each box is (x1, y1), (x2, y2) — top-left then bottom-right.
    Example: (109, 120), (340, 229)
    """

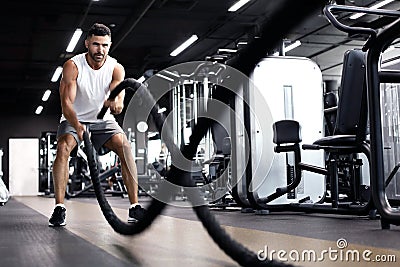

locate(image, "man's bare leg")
(105, 133), (139, 204)
(49, 134), (77, 227)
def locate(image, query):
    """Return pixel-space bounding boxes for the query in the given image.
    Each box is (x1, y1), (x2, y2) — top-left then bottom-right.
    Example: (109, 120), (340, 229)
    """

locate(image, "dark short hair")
(86, 23), (111, 39)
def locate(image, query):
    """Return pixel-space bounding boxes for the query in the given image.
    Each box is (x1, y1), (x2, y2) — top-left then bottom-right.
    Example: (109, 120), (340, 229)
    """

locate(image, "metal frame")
(325, 4), (400, 229)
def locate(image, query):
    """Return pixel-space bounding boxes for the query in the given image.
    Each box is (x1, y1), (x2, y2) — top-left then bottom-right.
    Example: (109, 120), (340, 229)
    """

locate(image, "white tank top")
(60, 53), (117, 123)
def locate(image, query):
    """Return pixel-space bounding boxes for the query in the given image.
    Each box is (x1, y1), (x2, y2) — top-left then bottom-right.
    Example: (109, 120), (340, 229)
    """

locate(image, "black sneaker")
(128, 205), (146, 223)
(49, 206), (66, 227)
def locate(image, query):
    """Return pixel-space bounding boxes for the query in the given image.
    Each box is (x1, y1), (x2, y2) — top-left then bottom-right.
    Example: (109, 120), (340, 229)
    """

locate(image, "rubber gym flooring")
(1, 195), (399, 267)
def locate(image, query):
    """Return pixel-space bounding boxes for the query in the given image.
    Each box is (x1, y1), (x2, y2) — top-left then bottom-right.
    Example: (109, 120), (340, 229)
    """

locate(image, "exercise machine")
(130, 62), (237, 206)
(231, 56), (326, 212)
(38, 131), (57, 195)
(268, 48), (373, 216)
(322, 4), (400, 229)
(272, 3), (400, 227)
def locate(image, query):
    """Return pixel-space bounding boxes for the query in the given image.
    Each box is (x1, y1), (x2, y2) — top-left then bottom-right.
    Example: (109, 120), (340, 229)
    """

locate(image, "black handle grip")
(97, 78), (143, 119)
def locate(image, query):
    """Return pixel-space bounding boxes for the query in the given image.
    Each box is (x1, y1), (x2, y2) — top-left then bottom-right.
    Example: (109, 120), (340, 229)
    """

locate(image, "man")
(49, 23), (145, 227)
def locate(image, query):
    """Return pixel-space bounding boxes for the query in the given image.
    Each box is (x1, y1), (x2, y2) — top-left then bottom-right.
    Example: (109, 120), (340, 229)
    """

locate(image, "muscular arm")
(59, 60), (85, 140)
(105, 63), (125, 114)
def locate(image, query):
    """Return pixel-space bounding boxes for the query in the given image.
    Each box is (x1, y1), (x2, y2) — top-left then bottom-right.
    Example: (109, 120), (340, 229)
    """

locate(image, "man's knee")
(107, 134), (131, 155)
(56, 135), (77, 159)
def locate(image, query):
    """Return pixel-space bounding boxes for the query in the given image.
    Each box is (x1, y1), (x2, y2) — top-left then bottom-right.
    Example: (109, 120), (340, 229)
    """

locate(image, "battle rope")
(86, 82), (291, 267)
(84, 1), (329, 266)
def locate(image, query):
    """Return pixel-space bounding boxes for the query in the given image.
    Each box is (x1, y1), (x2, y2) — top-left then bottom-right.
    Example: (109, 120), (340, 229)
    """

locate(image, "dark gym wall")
(325, 80), (339, 94)
(0, 114), (59, 188)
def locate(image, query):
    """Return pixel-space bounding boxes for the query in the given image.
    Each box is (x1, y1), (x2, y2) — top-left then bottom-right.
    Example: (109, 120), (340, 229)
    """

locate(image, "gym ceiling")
(1, 0), (400, 117)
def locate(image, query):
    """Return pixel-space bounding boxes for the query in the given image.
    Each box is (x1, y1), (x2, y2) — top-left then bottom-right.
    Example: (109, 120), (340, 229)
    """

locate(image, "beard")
(89, 51), (104, 62)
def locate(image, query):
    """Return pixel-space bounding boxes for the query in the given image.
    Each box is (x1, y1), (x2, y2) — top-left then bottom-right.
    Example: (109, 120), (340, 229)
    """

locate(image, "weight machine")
(266, 48), (374, 215)
(256, 4), (400, 228)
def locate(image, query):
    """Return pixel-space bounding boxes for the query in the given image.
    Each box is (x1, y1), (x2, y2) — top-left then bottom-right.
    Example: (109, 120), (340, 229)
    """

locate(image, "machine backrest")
(334, 49), (368, 141)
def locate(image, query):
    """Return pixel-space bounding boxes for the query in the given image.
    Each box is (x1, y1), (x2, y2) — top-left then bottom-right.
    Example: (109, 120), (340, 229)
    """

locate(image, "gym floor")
(1, 195), (399, 267)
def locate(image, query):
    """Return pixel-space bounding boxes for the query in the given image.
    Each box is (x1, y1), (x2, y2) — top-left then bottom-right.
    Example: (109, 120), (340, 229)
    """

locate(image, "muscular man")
(49, 23), (145, 227)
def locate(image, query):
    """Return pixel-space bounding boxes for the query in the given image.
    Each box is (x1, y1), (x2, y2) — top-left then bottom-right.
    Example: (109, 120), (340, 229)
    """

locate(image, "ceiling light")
(137, 76), (145, 83)
(35, 106), (43, 115)
(272, 40), (302, 56)
(42, 90), (51, 101)
(350, 0), (395, 20)
(66, 28), (83, 53)
(284, 40), (301, 52)
(228, 0), (251, 12)
(211, 56), (226, 61)
(51, 66), (63, 82)
(218, 48), (237, 53)
(170, 35), (198, 57)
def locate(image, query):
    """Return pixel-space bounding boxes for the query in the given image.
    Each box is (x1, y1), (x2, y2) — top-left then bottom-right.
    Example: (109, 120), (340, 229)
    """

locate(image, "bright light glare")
(51, 66), (63, 82)
(350, 0), (395, 20)
(66, 28), (83, 52)
(284, 40), (302, 53)
(35, 106), (43, 115)
(42, 90), (51, 101)
(170, 35), (198, 57)
(228, 0), (251, 12)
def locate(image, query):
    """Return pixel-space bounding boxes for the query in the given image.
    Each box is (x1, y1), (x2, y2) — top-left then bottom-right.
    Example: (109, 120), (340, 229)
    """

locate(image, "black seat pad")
(313, 134), (357, 146)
